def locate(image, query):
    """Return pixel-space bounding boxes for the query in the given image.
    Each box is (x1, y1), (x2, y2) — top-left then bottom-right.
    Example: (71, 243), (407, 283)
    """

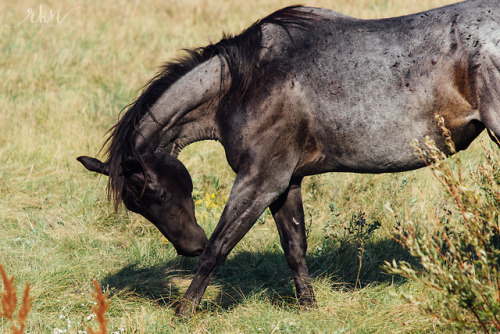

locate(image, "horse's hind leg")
(478, 53), (500, 147)
(270, 178), (317, 307)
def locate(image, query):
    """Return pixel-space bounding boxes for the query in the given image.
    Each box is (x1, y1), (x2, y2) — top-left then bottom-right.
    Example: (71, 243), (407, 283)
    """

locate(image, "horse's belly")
(296, 111), (478, 176)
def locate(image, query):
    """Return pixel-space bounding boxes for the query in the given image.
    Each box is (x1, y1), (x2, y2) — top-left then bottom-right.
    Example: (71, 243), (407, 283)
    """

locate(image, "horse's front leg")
(269, 178), (317, 307)
(176, 171), (289, 317)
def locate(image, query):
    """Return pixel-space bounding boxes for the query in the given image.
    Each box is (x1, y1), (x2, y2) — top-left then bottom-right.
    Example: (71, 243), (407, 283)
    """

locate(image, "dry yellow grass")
(1, 0), (479, 332)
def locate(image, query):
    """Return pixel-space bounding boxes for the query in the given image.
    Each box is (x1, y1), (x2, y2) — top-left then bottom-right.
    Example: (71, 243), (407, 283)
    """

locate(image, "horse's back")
(250, 0), (500, 176)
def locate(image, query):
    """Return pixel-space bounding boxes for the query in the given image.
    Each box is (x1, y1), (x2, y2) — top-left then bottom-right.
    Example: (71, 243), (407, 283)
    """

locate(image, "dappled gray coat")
(78, 0), (500, 316)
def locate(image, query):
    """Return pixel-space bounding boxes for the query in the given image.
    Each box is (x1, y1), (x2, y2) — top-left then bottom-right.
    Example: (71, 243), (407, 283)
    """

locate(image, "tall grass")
(0, 0), (477, 332)
(386, 117), (500, 332)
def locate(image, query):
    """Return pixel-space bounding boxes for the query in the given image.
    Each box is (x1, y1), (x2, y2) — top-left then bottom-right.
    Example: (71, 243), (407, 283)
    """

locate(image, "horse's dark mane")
(104, 6), (317, 208)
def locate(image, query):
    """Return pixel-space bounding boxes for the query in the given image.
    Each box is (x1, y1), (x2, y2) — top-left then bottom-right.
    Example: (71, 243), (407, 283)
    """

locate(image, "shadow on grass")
(101, 236), (418, 311)
(101, 256), (198, 307)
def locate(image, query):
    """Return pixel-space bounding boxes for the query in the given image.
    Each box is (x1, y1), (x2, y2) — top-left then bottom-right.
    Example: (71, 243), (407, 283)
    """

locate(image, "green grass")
(0, 0), (485, 332)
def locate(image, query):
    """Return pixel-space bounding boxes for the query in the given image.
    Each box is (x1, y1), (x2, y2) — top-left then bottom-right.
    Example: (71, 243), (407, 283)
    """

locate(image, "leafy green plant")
(324, 207), (381, 288)
(386, 116), (500, 332)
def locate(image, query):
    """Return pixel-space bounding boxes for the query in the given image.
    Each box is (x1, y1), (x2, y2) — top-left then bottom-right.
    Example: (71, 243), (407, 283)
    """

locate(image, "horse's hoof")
(298, 296), (318, 310)
(175, 301), (195, 318)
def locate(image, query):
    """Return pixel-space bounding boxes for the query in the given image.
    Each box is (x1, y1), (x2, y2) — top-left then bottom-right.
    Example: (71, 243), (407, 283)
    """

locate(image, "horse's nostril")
(191, 245), (206, 256)
(176, 246), (205, 257)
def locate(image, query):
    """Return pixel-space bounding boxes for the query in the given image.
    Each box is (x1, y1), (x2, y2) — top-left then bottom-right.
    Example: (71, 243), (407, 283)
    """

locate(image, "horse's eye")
(160, 190), (168, 201)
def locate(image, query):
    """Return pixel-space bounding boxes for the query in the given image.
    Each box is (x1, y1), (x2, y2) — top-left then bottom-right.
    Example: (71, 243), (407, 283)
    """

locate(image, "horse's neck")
(133, 56), (228, 154)
(157, 100), (221, 156)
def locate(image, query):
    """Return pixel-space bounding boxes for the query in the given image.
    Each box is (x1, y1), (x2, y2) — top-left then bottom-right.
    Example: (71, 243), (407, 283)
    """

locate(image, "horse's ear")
(77, 156), (109, 176)
(121, 159), (143, 175)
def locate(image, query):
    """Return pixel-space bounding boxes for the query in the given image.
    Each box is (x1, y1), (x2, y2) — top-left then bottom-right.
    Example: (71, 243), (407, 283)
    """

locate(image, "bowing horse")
(78, 0), (500, 315)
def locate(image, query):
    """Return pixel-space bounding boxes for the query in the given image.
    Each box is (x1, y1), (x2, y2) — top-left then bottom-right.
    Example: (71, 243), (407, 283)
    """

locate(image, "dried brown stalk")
(0, 264), (33, 334)
(88, 280), (110, 334)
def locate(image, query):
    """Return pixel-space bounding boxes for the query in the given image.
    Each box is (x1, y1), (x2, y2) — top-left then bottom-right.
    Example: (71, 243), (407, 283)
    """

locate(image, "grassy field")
(2, 0), (493, 332)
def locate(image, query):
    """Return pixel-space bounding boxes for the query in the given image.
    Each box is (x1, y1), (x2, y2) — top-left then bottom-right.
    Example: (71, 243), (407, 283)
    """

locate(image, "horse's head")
(77, 154), (208, 257)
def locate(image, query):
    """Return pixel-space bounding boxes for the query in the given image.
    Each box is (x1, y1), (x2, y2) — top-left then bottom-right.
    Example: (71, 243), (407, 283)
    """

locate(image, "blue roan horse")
(78, 0), (500, 315)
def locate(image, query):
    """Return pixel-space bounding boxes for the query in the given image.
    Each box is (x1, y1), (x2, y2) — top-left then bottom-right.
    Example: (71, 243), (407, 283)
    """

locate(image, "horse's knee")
(284, 244), (307, 271)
